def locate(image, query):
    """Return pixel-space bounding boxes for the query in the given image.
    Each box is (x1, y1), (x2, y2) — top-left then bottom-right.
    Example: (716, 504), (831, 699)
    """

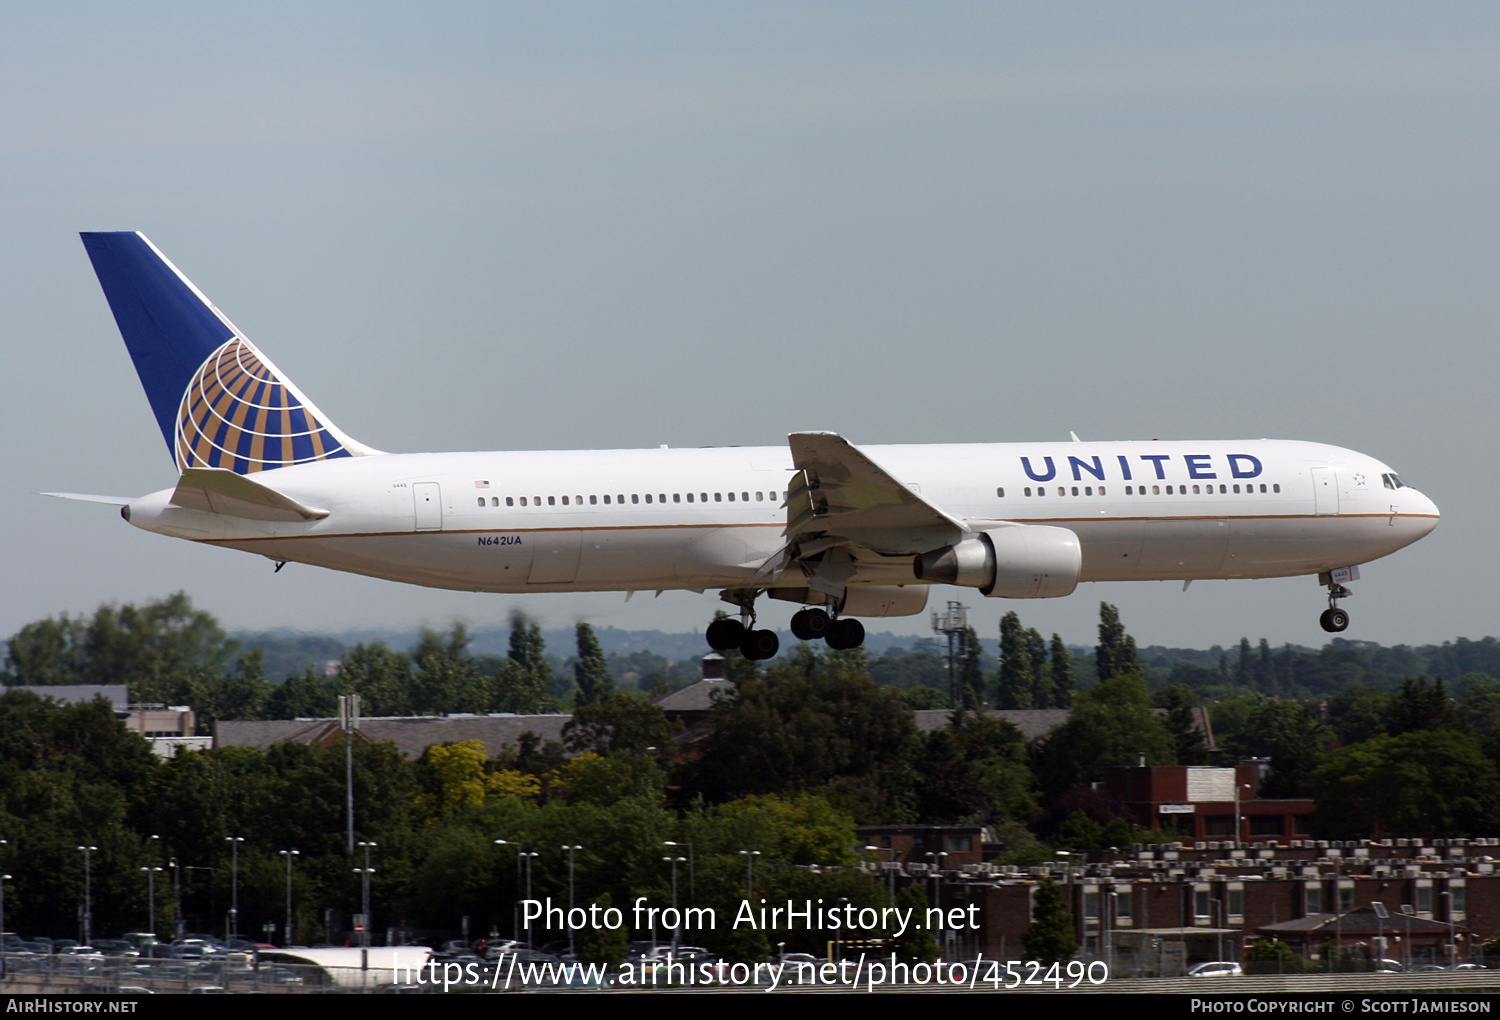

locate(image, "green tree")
(958, 625), (985, 708)
(1245, 938), (1302, 974)
(1022, 877), (1077, 965)
(1388, 676), (1454, 735)
(1036, 670), (1174, 798)
(890, 884), (939, 962)
(997, 612), (1035, 709)
(685, 646), (916, 821)
(412, 624), (488, 714)
(574, 892), (629, 968)
(573, 623), (614, 706)
(1094, 603), (1139, 683)
(497, 612), (554, 713)
(1155, 684), (1210, 766)
(563, 693), (675, 755)
(1046, 633), (1074, 708)
(1311, 729), (1500, 838)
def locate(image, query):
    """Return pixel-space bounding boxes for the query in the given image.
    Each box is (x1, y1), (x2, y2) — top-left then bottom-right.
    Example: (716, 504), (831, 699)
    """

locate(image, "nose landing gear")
(1319, 582), (1352, 633)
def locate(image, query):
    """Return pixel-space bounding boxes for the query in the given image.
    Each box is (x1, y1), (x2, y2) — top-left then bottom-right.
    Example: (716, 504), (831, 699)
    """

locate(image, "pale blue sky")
(4, 2), (1496, 651)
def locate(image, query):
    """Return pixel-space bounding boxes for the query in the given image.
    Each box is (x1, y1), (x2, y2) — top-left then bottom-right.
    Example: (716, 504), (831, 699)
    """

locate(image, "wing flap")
(170, 467), (330, 522)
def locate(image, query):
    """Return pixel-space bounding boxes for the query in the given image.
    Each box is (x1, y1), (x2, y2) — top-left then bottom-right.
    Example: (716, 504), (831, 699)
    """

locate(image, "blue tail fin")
(80, 232), (378, 475)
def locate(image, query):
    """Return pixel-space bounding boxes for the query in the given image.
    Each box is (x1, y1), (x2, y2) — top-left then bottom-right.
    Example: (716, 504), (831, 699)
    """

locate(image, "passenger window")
(561, 496), (569, 505)
(700, 493), (708, 502)
(477, 497), (484, 507)
(1272, 484), (1279, 493)
(1152, 485), (1160, 495)
(674, 494), (681, 503)
(617, 495), (624, 504)
(548, 496), (556, 506)
(715, 493), (723, 502)
(742, 492), (750, 501)
(632, 494), (640, 504)
(1057, 487), (1065, 496)
(686, 493), (694, 503)
(1025, 487), (1032, 497)
(1085, 486), (1092, 496)
(506, 497), (514, 507)
(1099, 486), (1105, 496)
(645, 494), (653, 503)
(756, 492), (764, 501)
(1125, 486), (1132, 495)
(727, 492), (734, 501)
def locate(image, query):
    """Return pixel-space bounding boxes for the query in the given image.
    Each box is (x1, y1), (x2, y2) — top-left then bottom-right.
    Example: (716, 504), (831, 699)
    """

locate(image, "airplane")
(56, 231), (1441, 660)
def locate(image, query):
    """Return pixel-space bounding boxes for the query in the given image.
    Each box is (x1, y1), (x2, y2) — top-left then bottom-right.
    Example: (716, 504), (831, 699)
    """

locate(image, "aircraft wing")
(773, 432), (965, 575)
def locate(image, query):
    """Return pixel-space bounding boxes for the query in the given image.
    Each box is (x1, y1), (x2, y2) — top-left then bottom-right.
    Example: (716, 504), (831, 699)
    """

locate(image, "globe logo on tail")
(175, 338), (351, 474)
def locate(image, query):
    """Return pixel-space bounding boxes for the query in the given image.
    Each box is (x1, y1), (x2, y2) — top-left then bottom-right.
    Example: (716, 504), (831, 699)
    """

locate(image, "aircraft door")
(1311, 468), (1339, 515)
(414, 482), (443, 531)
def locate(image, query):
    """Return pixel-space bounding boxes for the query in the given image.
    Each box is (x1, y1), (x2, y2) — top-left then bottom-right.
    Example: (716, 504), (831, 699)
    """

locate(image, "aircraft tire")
(707, 618), (746, 651)
(825, 618), (865, 650)
(790, 608), (831, 641)
(1319, 608), (1349, 633)
(741, 629), (780, 661)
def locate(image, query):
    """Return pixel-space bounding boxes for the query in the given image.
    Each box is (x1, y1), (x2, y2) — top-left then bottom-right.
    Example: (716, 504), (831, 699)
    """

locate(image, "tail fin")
(80, 232), (380, 475)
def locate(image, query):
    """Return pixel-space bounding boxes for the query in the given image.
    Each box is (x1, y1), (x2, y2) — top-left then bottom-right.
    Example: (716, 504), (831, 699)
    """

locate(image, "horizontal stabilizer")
(41, 492), (133, 506)
(170, 467), (330, 522)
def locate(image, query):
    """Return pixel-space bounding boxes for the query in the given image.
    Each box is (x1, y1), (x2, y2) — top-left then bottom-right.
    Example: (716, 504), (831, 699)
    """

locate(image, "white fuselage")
(122, 438), (1439, 599)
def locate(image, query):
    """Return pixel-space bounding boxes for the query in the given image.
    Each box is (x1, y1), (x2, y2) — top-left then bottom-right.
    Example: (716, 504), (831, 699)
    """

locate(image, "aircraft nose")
(1410, 489), (1440, 533)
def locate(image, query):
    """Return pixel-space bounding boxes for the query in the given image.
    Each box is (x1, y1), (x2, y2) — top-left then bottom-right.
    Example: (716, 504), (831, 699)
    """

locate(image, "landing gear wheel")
(706, 618), (746, 651)
(790, 607), (831, 641)
(825, 618), (865, 651)
(1319, 608), (1349, 633)
(740, 629), (780, 660)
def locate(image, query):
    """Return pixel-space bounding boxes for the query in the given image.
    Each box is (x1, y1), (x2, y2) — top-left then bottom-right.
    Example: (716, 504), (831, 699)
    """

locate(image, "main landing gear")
(707, 588), (781, 661)
(706, 616), (780, 660)
(791, 607), (865, 651)
(1319, 582), (1352, 633)
(705, 591), (868, 660)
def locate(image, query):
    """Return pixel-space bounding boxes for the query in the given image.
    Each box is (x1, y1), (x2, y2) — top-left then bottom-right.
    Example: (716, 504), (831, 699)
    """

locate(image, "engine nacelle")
(913, 524), (1081, 599)
(839, 584), (930, 618)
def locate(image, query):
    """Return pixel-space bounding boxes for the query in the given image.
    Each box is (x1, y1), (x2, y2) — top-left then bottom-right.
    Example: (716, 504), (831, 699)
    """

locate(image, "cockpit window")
(1382, 473), (1408, 490)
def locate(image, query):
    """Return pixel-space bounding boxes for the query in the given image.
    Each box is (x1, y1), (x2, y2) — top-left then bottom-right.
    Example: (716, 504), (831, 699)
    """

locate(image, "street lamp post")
(279, 850), (300, 945)
(0, 872), (10, 978)
(865, 843), (896, 907)
(77, 845), (97, 945)
(225, 836), (244, 941)
(664, 841), (695, 905)
(355, 841), (377, 947)
(562, 845), (582, 955)
(738, 850), (761, 897)
(663, 856), (685, 950)
(141, 866), (163, 936)
(495, 840), (527, 941)
(170, 857), (182, 938)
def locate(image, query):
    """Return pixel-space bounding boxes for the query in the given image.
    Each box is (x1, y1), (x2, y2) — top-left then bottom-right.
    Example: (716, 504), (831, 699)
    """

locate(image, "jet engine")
(913, 524), (1081, 598)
